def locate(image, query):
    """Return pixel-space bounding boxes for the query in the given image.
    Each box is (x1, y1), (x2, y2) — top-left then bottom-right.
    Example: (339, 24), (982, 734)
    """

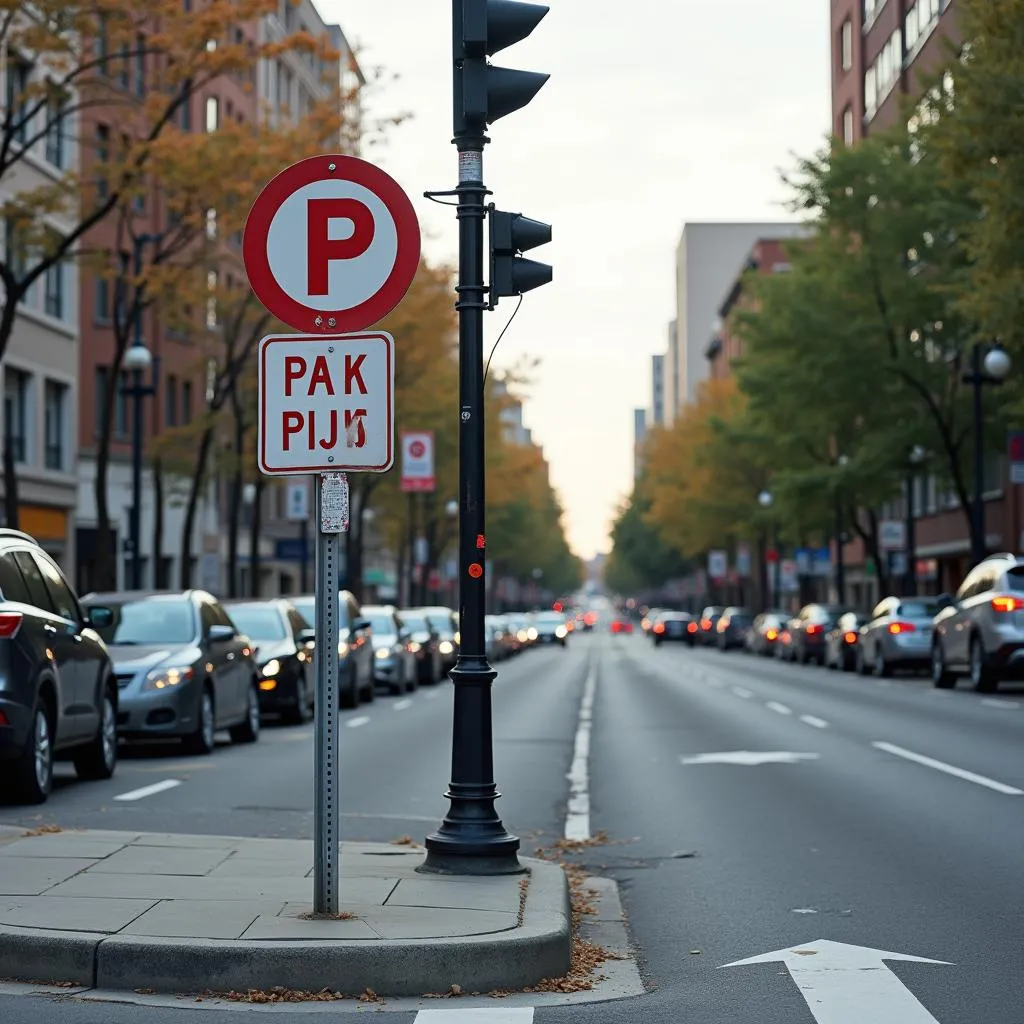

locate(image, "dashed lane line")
(564, 656), (597, 841)
(800, 715), (829, 729)
(346, 716), (371, 729)
(766, 701), (793, 716)
(733, 687), (754, 699)
(113, 779), (182, 802)
(393, 699), (413, 710)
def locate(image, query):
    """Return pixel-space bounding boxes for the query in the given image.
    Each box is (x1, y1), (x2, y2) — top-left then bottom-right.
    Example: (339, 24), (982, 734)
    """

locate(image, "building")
(831, 0), (960, 146)
(672, 223), (806, 415)
(494, 378), (533, 447)
(663, 321), (679, 426)
(650, 354), (665, 427)
(633, 408), (647, 480)
(0, 46), (80, 569)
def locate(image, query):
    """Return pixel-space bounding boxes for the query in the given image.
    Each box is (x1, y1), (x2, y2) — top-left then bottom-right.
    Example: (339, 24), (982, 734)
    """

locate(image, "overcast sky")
(321, 0), (830, 560)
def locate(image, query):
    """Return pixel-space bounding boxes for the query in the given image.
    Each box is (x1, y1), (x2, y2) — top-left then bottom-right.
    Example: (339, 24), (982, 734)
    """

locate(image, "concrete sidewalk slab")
(0, 828), (570, 997)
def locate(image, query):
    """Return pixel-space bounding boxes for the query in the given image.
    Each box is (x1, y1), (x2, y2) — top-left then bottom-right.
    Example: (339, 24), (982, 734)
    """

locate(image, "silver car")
(363, 605), (416, 696)
(932, 553), (1024, 692)
(856, 597), (937, 677)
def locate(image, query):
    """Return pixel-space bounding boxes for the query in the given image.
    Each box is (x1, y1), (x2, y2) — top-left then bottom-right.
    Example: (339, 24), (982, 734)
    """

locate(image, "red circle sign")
(243, 154), (421, 334)
(409, 440), (426, 458)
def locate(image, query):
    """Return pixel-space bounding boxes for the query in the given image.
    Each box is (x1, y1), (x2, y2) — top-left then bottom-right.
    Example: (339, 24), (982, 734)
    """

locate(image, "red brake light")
(765, 628), (778, 641)
(0, 612), (23, 638)
(844, 631), (858, 644)
(806, 624), (823, 636)
(888, 621), (917, 634)
(653, 622), (665, 634)
(991, 596), (1024, 613)
(687, 621), (698, 633)
(700, 619), (711, 630)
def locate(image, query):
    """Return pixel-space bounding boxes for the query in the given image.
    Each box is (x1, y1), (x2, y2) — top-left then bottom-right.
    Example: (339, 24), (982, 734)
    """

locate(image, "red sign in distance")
(243, 154), (421, 335)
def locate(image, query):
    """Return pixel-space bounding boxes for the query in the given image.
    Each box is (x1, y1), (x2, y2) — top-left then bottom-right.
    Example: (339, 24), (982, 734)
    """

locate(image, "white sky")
(321, 0), (830, 560)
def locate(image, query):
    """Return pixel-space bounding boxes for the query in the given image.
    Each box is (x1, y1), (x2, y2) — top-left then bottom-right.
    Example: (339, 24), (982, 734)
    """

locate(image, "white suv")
(931, 553), (1024, 692)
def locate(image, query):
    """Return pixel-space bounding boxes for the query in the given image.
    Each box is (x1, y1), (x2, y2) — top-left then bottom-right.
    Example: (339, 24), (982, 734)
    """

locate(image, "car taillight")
(888, 621), (917, 634)
(991, 595), (1024, 613)
(687, 621), (698, 633)
(806, 624), (823, 636)
(844, 631), (858, 644)
(701, 619), (711, 630)
(0, 612), (23, 638)
(653, 623), (665, 634)
(717, 619), (729, 632)
(765, 628), (778, 641)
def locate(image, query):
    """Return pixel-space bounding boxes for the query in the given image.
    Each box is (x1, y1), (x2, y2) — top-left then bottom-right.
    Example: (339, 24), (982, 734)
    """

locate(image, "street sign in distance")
(284, 480), (310, 521)
(707, 550), (727, 580)
(401, 430), (436, 492)
(258, 333), (394, 476)
(243, 154), (421, 335)
(879, 519), (907, 551)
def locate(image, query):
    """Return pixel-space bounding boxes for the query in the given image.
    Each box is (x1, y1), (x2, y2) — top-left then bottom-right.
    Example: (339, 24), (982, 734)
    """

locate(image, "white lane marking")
(872, 741), (1023, 795)
(393, 699), (413, 711)
(113, 779), (182, 802)
(732, 687), (753, 699)
(346, 716), (370, 729)
(564, 657), (597, 841)
(681, 751), (819, 766)
(766, 701), (792, 716)
(800, 715), (829, 729)
(722, 938), (950, 1024)
(415, 1009), (535, 1023)
(981, 698), (1020, 710)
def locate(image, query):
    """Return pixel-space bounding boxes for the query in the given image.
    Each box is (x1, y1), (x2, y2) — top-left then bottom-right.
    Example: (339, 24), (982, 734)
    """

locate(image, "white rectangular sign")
(401, 431), (436, 492)
(878, 519), (906, 551)
(258, 332), (394, 476)
(284, 480), (310, 521)
(708, 550), (727, 580)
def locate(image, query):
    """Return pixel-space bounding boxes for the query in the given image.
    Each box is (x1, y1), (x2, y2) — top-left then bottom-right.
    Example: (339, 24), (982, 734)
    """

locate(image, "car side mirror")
(85, 607), (114, 630)
(208, 624), (236, 643)
(935, 593), (955, 611)
(353, 618), (372, 632)
(296, 628), (315, 644)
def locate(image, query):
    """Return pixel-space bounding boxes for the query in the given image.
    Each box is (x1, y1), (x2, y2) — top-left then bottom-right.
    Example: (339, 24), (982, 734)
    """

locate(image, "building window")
(44, 380), (67, 471)
(865, 28), (903, 120)
(94, 276), (110, 322)
(863, 0), (881, 30)
(134, 35), (146, 96)
(165, 375), (178, 426)
(205, 95), (219, 132)
(43, 259), (64, 320)
(206, 270), (218, 327)
(179, 96), (192, 131)
(182, 380), (193, 423)
(6, 57), (31, 144)
(3, 369), (29, 463)
(116, 43), (129, 89)
(5, 218), (28, 283)
(205, 208), (217, 240)
(96, 124), (110, 198)
(843, 106), (854, 145)
(841, 20), (853, 72)
(45, 97), (65, 168)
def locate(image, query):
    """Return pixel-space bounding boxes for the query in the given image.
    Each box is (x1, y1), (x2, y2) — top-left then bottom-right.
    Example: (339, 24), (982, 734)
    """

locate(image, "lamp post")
(834, 455), (849, 606)
(758, 490), (779, 609)
(962, 343), (1011, 564)
(905, 445), (926, 596)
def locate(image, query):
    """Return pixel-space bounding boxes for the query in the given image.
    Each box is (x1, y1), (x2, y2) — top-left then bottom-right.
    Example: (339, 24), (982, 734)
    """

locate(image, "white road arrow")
(680, 751), (819, 766)
(722, 939), (951, 1024)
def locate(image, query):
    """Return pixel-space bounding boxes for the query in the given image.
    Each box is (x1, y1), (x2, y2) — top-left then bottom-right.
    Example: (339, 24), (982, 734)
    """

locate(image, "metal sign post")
(313, 472), (348, 915)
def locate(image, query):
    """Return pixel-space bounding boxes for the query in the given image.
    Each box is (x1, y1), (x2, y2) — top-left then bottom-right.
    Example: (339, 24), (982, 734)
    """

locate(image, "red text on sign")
(281, 408), (368, 452)
(307, 198), (375, 296)
(283, 354), (368, 397)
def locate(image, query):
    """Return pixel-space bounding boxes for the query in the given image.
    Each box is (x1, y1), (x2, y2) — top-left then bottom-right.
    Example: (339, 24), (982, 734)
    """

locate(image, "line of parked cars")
(642, 553), (1024, 694)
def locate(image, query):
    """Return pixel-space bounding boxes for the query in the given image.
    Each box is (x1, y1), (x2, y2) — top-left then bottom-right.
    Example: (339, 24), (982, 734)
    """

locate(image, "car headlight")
(408, 641), (422, 653)
(439, 640), (454, 655)
(375, 647), (391, 660)
(555, 625), (567, 638)
(260, 659), (281, 678)
(338, 641), (349, 657)
(142, 666), (194, 692)
(454, 631), (461, 645)
(517, 629), (528, 642)
(527, 628), (538, 641)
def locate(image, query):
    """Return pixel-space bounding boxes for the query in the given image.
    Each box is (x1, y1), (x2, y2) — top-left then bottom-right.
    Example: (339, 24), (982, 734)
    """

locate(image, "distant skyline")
(324, 0), (830, 559)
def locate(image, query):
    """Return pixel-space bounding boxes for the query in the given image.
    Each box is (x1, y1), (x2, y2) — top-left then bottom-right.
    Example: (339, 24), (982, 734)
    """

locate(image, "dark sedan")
(82, 590), (261, 755)
(697, 606), (725, 646)
(419, 606), (460, 672)
(652, 611), (695, 646)
(399, 610), (444, 685)
(825, 611), (866, 672)
(716, 607), (753, 651)
(747, 612), (788, 656)
(223, 600), (315, 723)
(789, 604), (845, 666)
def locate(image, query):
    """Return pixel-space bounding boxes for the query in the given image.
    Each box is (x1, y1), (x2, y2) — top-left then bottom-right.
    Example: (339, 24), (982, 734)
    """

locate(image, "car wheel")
(73, 688), (118, 780)
(855, 646), (870, 676)
(184, 686), (216, 755)
(932, 642), (955, 689)
(405, 661), (417, 694)
(14, 699), (54, 804)
(284, 671), (311, 725)
(827, 650), (838, 671)
(230, 683), (261, 744)
(874, 647), (891, 678)
(969, 636), (997, 693)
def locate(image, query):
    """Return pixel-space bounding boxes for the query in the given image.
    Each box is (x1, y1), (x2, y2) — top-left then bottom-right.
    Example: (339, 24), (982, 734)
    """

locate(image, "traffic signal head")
(489, 207), (552, 306)
(454, 0), (550, 137)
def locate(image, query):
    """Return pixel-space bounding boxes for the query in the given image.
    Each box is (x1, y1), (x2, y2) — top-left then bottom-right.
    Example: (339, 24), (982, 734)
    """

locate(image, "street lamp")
(834, 455), (849, 606)
(758, 490), (779, 609)
(962, 343), (1011, 564)
(905, 445), (927, 597)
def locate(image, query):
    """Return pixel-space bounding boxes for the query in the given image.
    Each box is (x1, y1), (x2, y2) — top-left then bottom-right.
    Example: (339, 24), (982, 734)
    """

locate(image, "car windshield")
(1006, 567), (1024, 591)
(226, 606), (287, 641)
(366, 612), (397, 635)
(88, 598), (195, 646)
(402, 613), (430, 633)
(427, 616), (454, 637)
(897, 601), (939, 618)
(536, 613), (565, 626)
(292, 599), (315, 623)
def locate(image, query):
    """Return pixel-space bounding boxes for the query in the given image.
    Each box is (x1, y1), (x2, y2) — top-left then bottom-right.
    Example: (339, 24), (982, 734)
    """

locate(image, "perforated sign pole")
(313, 472), (348, 915)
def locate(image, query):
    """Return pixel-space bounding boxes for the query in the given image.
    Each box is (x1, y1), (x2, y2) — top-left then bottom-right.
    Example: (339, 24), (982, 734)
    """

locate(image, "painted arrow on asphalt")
(680, 751), (819, 766)
(722, 939), (951, 1023)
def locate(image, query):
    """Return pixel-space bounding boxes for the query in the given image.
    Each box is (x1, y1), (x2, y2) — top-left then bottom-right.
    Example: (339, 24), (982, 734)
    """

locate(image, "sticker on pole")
(400, 431), (436, 492)
(258, 333), (394, 475)
(243, 154), (421, 335)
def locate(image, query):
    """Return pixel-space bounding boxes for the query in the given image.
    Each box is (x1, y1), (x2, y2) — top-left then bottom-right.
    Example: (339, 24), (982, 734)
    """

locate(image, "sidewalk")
(0, 825), (570, 997)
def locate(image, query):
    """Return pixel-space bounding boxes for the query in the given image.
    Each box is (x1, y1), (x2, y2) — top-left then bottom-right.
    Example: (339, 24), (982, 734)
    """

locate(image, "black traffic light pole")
(421, 0), (550, 875)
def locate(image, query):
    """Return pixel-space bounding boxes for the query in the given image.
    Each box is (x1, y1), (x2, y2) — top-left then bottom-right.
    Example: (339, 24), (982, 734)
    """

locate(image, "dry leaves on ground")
(22, 825), (63, 837)
(213, 987), (347, 1003)
(389, 835), (422, 847)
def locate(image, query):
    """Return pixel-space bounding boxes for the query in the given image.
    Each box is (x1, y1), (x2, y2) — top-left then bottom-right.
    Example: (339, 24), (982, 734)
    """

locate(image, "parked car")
(419, 607), (459, 672)
(0, 530), (118, 803)
(610, 618), (633, 635)
(82, 590), (260, 755)
(788, 604), (845, 665)
(363, 605), (416, 695)
(533, 611), (570, 647)
(716, 607), (754, 651)
(289, 593), (372, 707)
(399, 609), (445, 684)
(857, 597), (938, 677)
(485, 615), (512, 662)
(697, 606), (725, 646)
(932, 552), (1024, 692)
(747, 612), (788, 657)
(775, 621), (797, 662)
(652, 611), (695, 646)
(641, 609), (664, 635)
(223, 599), (315, 723)
(825, 611), (866, 672)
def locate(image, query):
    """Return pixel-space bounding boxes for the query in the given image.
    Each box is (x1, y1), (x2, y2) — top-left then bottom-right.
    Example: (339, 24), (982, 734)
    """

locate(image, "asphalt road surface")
(3, 629), (1023, 1023)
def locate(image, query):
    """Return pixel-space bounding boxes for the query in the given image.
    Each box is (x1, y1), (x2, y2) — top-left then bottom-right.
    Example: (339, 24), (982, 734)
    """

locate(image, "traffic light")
(489, 207), (552, 306)
(453, 0), (550, 136)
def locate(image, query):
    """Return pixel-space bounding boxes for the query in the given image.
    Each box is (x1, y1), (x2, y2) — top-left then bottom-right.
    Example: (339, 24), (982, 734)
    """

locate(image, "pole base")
(419, 827), (524, 876)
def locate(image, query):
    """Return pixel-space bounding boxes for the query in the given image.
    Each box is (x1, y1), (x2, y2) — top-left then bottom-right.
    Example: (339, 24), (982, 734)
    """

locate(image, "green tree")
(605, 482), (689, 596)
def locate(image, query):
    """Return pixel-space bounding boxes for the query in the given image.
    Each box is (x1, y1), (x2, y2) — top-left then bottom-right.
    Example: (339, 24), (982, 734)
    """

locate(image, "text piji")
(280, 352), (370, 451)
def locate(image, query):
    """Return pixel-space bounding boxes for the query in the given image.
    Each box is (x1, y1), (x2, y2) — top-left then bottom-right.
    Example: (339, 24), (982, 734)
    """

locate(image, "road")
(3, 629), (1024, 1022)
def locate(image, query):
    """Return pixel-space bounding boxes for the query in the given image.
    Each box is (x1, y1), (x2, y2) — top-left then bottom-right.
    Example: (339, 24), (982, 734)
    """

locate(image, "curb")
(0, 856), (571, 997)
